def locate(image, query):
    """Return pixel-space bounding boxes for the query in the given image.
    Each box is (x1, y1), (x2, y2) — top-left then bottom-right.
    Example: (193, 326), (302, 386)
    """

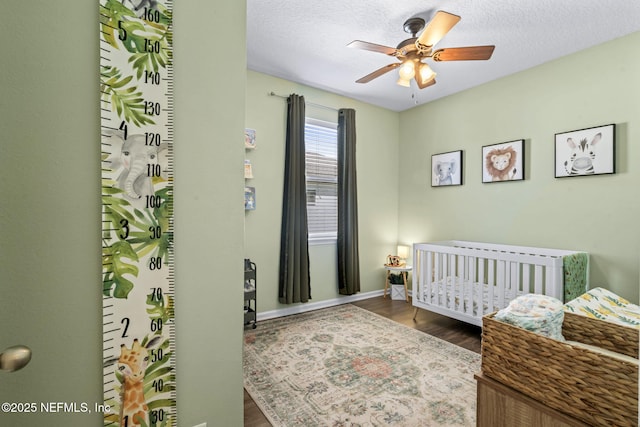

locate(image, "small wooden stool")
(383, 265), (411, 302)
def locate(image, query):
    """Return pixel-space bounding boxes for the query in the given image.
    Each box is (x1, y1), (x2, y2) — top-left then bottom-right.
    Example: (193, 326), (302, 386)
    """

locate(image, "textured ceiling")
(247, 0), (640, 111)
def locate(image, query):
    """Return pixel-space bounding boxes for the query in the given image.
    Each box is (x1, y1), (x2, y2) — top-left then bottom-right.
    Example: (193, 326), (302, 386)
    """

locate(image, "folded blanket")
(564, 287), (640, 329)
(495, 294), (565, 340)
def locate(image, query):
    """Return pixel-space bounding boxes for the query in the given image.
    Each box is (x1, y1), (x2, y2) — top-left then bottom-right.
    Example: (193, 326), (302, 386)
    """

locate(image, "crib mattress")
(422, 277), (523, 316)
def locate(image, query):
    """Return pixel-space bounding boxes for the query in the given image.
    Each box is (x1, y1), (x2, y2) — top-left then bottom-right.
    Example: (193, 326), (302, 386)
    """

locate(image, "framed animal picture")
(554, 124), (615, 178)
(431, 150), (463, 187)
(482, 139), (524, 183)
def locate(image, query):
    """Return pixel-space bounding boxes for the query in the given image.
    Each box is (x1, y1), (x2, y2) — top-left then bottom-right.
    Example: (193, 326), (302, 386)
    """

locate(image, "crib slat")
(497, 260), (506, 308)
(458, 254), (464, 313)
(523, 263), (531, 294)
(414, 249), (420, 300)
(448, 254), (455, 311)
(505, 261), (512, 301)
(415, 248), (421, 302)
(487, 259), (495, 313)
(511, 261), (519, 297)
(424, 250), (432, 304)
(455, 254), (461, 311)
(441, 253), (447, 306)
(477, 258), (485, 316)
(419, 250), (424, 303)
(547, 264), (563, 301)
(435, 252), (440, 305)
(505, 261), (514, 306)
(464, 256), (469, 315)
(425, 252), (429, 304)
(467, 256), (474, 315)
(463, 255), (469, 314)
(534, 265), (544, 294)
(431, 251), (436, 304)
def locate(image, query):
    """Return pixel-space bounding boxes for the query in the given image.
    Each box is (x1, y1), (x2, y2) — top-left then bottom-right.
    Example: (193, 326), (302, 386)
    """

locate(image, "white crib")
(412, 241), (588, 327)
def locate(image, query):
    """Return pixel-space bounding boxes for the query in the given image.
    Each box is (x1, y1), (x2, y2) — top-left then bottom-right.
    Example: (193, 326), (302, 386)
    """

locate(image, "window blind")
(305, 119), (337, 242)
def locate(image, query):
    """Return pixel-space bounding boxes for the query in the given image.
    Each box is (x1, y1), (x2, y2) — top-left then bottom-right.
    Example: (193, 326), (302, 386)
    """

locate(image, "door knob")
(0, 345), (32, 372)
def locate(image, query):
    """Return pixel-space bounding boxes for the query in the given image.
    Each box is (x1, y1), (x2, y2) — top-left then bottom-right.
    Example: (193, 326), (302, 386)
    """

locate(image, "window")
(305, 118), (337, 244)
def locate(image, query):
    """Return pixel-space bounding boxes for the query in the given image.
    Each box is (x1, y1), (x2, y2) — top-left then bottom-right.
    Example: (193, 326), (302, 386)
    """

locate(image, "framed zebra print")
(554, 124), (615, 178)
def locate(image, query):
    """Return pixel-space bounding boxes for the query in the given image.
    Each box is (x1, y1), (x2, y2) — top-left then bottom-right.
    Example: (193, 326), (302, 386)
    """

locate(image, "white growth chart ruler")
(99, 1), (175, 425)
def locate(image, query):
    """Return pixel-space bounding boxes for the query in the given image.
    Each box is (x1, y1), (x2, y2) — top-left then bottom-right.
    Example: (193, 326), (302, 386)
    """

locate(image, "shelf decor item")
(245, 128), (256, 149)
(244, 186), (256, 210)
(554, 124), (615, 178)
(244, 159), (254, 179)
(482, 139), (524, 183)
(431, 150), (463, 187)
(385, 254), (403, 267)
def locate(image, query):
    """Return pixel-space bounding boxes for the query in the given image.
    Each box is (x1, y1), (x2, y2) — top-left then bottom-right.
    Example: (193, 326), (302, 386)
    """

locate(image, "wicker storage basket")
(482, 311), (638, 427)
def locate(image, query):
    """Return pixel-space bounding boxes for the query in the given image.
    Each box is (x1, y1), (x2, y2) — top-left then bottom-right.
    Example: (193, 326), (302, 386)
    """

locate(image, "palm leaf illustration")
(100, 0), (173, 79)
(101, 65), (155, 127)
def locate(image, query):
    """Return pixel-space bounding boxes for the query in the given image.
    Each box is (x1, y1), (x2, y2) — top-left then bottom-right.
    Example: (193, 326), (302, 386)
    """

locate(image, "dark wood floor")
(244, 296), (482, 426)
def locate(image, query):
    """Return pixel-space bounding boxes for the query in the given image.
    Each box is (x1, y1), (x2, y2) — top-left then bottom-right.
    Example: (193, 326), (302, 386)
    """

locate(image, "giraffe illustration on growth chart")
(118, 337), (160, 426)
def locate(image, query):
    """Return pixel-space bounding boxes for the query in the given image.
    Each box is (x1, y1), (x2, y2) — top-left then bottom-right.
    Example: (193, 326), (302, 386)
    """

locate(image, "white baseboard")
(257, 289), (387, 321)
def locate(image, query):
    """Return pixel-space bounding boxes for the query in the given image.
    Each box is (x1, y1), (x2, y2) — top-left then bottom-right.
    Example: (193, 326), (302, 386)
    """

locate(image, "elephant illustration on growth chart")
(103, 130), (169, 208)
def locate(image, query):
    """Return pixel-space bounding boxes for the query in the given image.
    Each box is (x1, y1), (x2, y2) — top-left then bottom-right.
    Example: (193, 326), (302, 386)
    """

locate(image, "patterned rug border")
(244, 303), (481, 426)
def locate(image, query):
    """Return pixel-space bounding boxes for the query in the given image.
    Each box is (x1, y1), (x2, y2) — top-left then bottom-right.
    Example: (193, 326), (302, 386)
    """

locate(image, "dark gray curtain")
(337, 108), (360, 295)
(278, 94), (311, 304)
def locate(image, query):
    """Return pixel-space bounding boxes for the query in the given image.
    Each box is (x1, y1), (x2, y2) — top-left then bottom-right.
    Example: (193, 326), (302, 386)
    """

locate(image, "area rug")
(244, 304), (480, 426)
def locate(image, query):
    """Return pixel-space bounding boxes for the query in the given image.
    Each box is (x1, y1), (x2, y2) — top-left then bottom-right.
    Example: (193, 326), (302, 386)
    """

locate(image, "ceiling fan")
(348, 10), (495, 89)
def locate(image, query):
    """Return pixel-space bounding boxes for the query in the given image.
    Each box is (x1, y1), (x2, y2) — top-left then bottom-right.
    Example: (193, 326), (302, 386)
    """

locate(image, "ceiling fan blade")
(347, 40), (399, 56)
(355, 63), (401, 83)
(416, 76), (436, 90)
(432, 45), (495, 61)
(416, 10), (461, 49)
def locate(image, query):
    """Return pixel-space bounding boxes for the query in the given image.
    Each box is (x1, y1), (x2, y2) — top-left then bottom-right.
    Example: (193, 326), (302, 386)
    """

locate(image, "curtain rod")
(268, 91), (339, 112)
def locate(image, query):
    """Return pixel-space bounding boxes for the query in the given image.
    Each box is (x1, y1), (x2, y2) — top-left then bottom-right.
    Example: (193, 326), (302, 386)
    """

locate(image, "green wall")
(174, 2), (246, 425)
(398, 32), (640, 303)
(0, 1), (245, 426)
(244, 71), (401, 313)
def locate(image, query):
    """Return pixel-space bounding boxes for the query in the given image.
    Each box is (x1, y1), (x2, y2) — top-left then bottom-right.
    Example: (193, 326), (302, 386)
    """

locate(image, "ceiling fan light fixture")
(398, 60), (415, 80)
(417, 63), (436, 85)
(396, 76), (411, 87)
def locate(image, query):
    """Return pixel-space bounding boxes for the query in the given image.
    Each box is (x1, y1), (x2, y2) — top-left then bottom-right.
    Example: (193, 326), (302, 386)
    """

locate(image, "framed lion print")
(482, 140), (524, 183)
